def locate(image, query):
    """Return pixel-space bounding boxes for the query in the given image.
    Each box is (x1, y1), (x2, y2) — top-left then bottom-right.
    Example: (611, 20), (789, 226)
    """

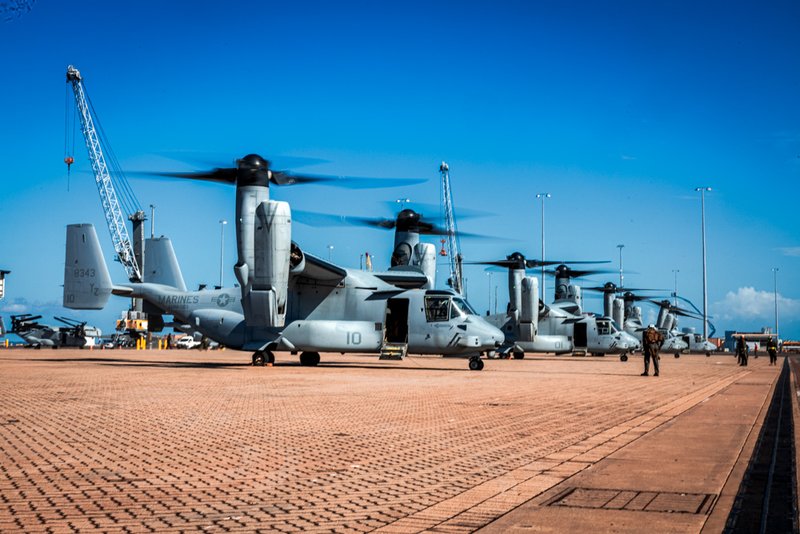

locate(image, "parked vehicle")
(176, 335), (201, 349)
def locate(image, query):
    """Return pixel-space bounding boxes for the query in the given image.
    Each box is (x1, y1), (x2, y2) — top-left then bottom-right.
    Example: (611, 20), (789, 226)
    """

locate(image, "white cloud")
(1, 302), (29, 314)
(777, 247), (800, 257)
(711, 287), (800, 321)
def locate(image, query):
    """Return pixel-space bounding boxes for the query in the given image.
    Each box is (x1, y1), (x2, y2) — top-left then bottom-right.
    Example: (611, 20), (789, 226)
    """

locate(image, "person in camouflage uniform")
(641, 325), (664, 376)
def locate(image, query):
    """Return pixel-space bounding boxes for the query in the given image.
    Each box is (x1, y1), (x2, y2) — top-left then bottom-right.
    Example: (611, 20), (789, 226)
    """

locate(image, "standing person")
(641, 325), (664, 376)
(736, 336), (749, 366)
(767, 337), (778, 366)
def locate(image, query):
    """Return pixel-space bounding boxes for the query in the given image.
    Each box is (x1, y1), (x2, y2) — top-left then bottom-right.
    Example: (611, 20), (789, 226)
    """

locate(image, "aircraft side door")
(384, 298), (409, 344)
(574, 322), (588, 349)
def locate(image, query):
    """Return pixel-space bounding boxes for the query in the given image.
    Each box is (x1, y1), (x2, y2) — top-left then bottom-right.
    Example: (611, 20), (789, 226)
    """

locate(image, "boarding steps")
(379, 342), (407, 360)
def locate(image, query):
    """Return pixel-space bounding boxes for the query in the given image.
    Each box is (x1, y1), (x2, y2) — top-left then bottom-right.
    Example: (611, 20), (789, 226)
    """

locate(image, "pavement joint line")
(376, 371), (747, 533)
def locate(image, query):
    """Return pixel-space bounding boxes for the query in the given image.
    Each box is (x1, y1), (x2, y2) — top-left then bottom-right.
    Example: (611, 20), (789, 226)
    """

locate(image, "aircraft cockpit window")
(694, 335), (702, 343)
(451, 298), (476, 317)
(425, 296), (451, 322)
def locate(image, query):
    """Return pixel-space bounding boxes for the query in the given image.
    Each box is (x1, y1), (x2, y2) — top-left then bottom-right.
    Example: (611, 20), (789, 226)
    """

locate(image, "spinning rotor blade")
(545, 267), (615, 279)
(270, 171), (426, 189)
(147, 154), (426, 189)
(621, 292), (661, 302)
(647, 300), (706, 319)
(150, 168), (238, 184)
(467, 259), (563, 269)
(155, 150), (330, 170)
(672, 309), (705, 320)
(382, 201), (493, 220)
(582, 285), (663, 293)
(467, 252), (608, 271)
(293, 209), (494, 238)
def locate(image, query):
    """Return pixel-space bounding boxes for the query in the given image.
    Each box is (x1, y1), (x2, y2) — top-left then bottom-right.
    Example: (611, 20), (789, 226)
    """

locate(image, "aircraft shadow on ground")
(22, 356), (469, 372)
(27, 357), (246, 369)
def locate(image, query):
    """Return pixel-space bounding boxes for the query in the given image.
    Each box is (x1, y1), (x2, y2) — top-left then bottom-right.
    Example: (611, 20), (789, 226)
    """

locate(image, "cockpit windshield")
(452, 298), (476, 316)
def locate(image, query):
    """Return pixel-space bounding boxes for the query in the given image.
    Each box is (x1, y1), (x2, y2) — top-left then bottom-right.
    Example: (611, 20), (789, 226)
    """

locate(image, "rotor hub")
(236, 154), (271, 187)
(507, 252), (527, 270)
(395, 209), (422, 232)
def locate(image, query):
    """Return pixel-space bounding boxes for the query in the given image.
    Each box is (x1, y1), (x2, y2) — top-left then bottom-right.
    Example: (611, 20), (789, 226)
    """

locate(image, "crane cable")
(63, 84), (76, 190)
(64, 79), (142, 216)
(84, 88), (142, 216)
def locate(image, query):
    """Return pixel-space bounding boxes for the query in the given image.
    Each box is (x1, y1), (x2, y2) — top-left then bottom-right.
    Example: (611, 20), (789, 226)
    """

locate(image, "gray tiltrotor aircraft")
(64, 154), (503, 369)
(472, 253), (638, 358)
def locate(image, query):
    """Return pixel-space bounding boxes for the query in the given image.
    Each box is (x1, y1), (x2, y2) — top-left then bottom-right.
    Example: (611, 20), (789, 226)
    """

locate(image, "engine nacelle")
(612, 298), (625, 328)
(656, 306), (670, 329)
(240, 200), (292, 328)
(519, 276), (539, 342)
(507, 268), (524, 321)
(414, 242), (436, 289)
(604, 292), (615, 317)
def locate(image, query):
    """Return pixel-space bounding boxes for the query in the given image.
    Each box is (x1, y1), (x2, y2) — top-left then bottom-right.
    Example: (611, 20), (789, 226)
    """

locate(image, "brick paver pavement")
(0, 349), (769, 532)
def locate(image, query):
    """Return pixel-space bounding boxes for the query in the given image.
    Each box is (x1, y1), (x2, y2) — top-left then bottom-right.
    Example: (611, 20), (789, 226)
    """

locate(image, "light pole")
(672, 269), (680, 307)
(695, 186), (711, 339)
(149, 204), (156, 238)
(396, 198), (411, 211)
(617, 244), (625, 288)
(536, 193), (551, 302)
(773, 268), (779, 341)
(327, 244), (334, 262)
(218, 220), (227, 287)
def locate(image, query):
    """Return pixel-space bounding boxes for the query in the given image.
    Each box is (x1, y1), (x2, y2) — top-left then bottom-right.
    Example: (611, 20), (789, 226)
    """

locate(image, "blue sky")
(1, 0), (798, 340)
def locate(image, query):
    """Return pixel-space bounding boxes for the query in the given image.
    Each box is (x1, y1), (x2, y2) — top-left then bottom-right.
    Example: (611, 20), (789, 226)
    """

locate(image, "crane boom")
(66, 65), (142, 282)
(440, 162), (463, 295)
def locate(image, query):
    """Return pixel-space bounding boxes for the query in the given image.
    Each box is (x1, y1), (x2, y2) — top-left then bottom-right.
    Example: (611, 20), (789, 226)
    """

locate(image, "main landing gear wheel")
(513, 351), (525, 360)
(252, 350), (275, 366)
(674, 352), (680, 358)
(468, 357), (484, 371)
(620, 353), (628, 362)
(300, 351), (321, 366)
(706, 352), (711, 357)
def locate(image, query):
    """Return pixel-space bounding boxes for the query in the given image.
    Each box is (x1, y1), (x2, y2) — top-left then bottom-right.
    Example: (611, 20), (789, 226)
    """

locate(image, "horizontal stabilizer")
(63, 224), (113, 310)
(112, 286), (134, 296)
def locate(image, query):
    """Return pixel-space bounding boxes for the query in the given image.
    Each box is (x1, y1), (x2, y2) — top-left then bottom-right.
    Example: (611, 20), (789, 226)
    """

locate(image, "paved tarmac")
(0, 348), (784, 532)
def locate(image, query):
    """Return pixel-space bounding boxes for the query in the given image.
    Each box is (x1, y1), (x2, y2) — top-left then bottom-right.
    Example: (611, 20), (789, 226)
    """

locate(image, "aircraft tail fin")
(63, 224), (113, 310)
(144, 237), (187, 291)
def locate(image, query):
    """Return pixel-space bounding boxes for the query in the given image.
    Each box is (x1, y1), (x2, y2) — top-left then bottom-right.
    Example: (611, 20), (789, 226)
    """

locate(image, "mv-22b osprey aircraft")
(64, 154), (503, 370)
(470, 253), (639, 359)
